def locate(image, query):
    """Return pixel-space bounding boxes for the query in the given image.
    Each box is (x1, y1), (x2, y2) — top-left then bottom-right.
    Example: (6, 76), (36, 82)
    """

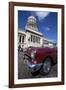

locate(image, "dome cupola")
(27, 16), (36, 24)
(25, 16), (38, 31)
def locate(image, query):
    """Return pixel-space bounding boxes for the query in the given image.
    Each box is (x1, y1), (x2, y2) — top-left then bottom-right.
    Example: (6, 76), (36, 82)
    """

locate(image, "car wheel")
(40, 58), (52, 75)
(31, 70), (40, 76)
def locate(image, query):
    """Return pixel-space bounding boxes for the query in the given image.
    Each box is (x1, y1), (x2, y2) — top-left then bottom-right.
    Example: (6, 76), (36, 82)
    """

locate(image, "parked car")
(24, 47), (57, 75)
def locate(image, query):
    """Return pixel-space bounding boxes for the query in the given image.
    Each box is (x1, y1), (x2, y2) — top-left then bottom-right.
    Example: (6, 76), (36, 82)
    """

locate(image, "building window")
(37, 37), (40, 43)
(33, 36), (35, 42)
(19, 35), (21, 43)
(31, 35), (40, 43)
(22, 36), (24, 43)
(31, 35), (32, 42)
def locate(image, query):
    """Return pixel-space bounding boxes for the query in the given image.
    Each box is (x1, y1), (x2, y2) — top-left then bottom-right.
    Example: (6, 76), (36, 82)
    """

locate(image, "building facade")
(18, 16), (56, 49)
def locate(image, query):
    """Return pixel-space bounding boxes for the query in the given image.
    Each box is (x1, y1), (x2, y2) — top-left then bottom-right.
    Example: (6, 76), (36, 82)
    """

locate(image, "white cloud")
(35, 11), (50, 21)
(45, 27), (50, 31)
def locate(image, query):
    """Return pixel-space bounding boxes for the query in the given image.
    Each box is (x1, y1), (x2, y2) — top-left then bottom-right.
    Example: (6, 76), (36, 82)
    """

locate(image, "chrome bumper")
(25, 60), (42, 72)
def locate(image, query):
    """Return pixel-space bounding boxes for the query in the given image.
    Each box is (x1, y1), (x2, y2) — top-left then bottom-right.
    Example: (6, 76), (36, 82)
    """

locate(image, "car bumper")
(27, 61), (42, 72)
(24, 54), (42, 72)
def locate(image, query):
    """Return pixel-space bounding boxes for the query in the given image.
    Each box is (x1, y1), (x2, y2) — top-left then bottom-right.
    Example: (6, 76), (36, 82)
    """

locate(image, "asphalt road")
(18, 51), (57, 79)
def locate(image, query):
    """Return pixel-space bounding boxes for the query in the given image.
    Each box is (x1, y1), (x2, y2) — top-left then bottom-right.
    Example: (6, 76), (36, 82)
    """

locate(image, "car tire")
(31, 70), (40, 76)
(40, 58), (52, 75)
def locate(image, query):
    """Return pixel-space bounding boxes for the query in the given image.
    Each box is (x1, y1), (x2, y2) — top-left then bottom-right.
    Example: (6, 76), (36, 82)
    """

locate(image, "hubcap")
(43, 60), (51, 73)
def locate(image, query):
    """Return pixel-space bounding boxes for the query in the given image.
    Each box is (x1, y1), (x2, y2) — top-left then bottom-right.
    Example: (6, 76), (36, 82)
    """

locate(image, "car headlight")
(31, 50), (36, 59)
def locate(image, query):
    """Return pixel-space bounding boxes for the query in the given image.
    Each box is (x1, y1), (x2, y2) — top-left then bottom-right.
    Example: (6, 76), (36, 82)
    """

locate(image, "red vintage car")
(24, 46), (57, 75)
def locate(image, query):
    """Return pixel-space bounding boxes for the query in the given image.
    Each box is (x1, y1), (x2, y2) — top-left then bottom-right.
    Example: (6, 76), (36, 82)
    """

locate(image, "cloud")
(45, 27), (50, 31)
(35, 11), (50, 21)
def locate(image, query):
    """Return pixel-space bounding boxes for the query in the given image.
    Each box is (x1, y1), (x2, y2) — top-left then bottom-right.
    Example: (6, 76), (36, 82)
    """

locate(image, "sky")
(18, 10), (57, 43)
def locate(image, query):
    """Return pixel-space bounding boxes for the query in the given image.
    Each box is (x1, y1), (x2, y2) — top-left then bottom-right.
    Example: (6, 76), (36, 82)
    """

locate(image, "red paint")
(24, 47), (57, 64)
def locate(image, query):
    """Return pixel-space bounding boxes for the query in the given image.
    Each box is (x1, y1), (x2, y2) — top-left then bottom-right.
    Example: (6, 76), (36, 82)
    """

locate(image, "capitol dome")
(25, 16), (38, 31)
(27, 16), (36, 24)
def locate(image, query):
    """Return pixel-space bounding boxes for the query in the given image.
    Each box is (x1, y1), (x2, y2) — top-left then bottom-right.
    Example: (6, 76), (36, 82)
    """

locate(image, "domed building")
(26, 16), (38, 31)
(18, 16), (55, 49)
(27, 16), (37, 25)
